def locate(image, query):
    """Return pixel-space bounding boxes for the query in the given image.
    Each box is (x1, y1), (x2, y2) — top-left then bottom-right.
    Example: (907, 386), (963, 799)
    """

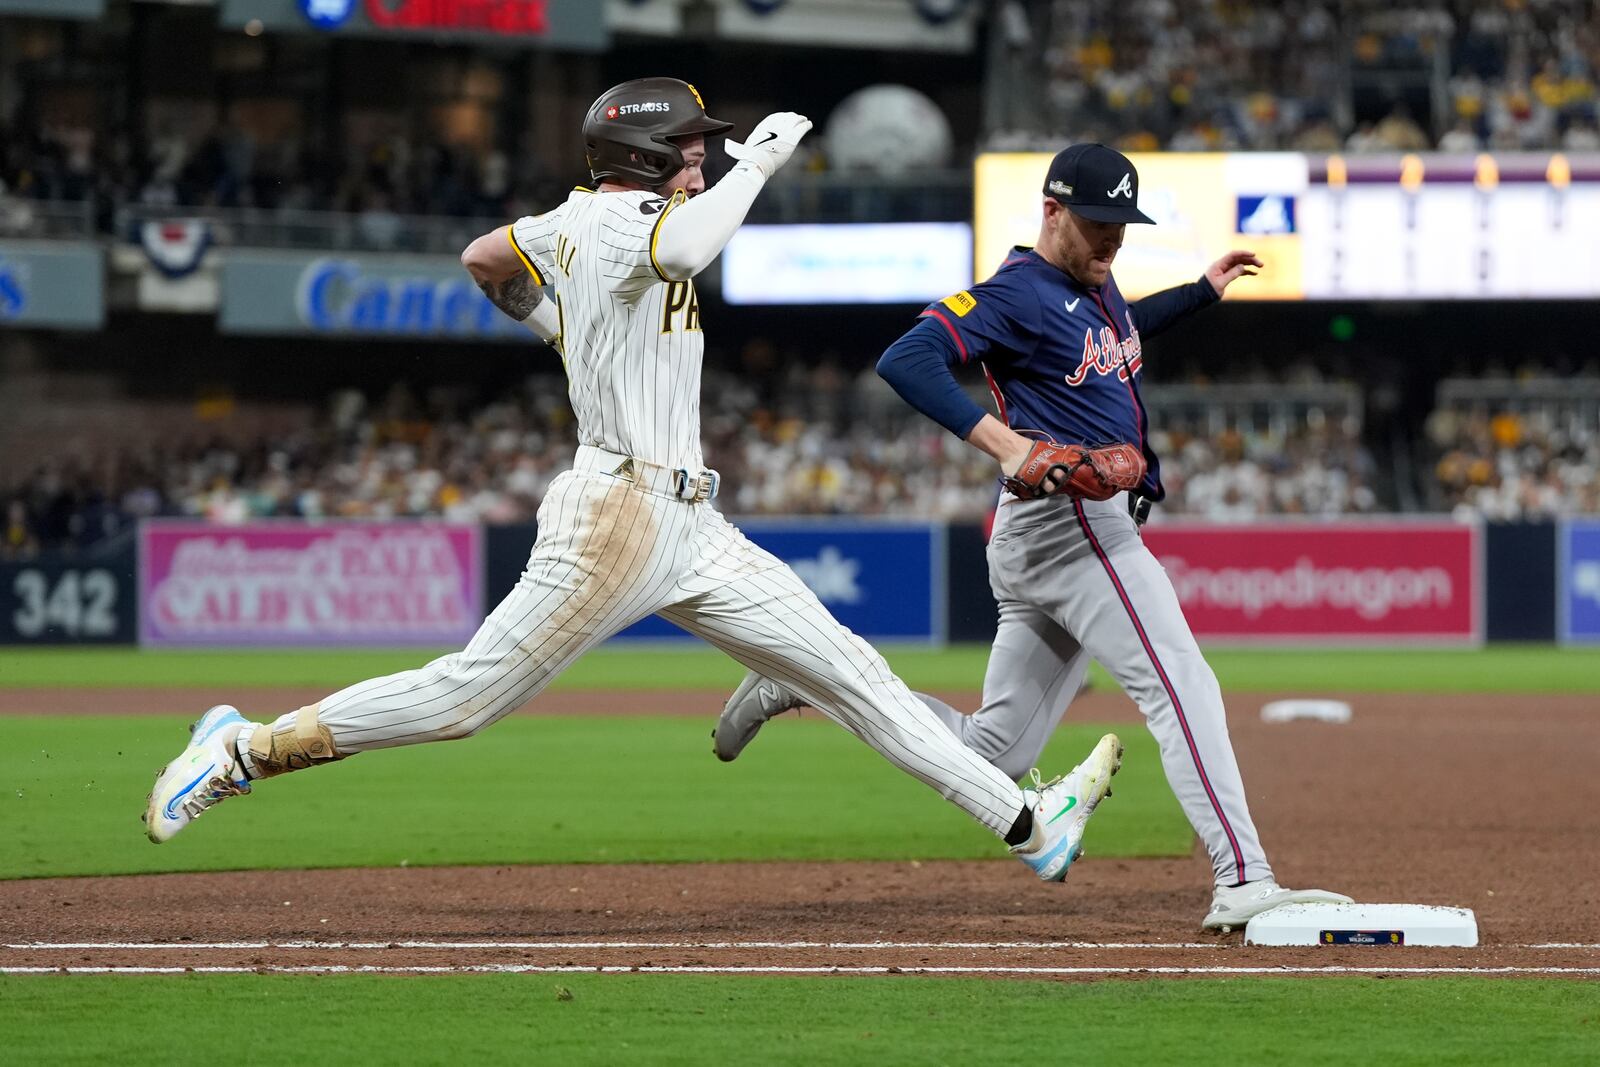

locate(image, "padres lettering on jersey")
(509, 189), (706, 471)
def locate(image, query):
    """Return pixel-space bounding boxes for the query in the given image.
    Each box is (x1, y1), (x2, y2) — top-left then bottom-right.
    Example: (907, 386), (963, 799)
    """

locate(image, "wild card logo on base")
(299, 0), (356, 31)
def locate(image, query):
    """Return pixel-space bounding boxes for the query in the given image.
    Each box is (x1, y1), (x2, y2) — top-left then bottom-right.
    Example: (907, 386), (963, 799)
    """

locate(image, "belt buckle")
(701, 470), (720, 501)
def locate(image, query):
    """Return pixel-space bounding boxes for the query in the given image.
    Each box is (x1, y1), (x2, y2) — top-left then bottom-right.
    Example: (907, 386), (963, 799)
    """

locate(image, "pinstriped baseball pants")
(257, 456), (1026, 837)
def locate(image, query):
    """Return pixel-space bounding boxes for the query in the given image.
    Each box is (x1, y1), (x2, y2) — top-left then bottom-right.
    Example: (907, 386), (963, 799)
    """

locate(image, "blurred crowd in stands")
(0, 120), (565, 232)
(1430, 406), (1600, 519)
(9, 361), (1600, 557)
(0, 364), (1377, 558)
(996, 0), (1600, 153)
(5, 2), (1599, 232)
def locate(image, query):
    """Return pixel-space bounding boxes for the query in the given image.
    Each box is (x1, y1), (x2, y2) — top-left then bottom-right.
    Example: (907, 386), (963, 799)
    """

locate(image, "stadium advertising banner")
(721, 223), (973, 305)
(1138, 521), (1481, 643)
(218, 0), (606, 48)
(139, 522), (483, 648)
(974, 151), (1600, 299)
(614, 520), (946, 643)
(1558, 520), (1600, 645)
(219, 251), (526, 341)
(0, 546), (138, 646)
(0, 0), (103, 14)
(0, 242), (105, 330)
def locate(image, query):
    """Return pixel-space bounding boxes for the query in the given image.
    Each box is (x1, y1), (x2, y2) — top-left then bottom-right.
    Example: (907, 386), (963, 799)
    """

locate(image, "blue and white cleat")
(142, 704), (252, 844)
(1011, 732), (1123, 882)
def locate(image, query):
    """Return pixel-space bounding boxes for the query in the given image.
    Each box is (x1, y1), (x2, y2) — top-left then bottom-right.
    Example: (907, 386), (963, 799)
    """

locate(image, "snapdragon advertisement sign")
(220, 251), (525, 340)
(1138, 521), (1481, 643)
(140, 522), (482, 647)
(614, 520), (946, 643)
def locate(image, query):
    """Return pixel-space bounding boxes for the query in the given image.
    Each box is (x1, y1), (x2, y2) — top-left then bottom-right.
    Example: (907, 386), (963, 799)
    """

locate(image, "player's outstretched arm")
(652, 112), (812, 280)
(461, 225), (559, 342)
(1129, 250), (1262, 339)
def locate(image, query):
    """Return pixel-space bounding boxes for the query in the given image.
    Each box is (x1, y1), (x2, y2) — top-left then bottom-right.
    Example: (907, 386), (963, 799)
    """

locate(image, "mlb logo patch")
(1236, 195), (1296, 235)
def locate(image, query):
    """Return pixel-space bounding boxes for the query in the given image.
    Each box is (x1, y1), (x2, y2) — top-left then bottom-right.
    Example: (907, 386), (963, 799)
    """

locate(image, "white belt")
(573, 445), (720, 503)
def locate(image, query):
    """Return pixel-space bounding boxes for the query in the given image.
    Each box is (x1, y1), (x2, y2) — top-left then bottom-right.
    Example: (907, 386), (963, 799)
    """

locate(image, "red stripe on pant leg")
(1072, 500), (1248, 884)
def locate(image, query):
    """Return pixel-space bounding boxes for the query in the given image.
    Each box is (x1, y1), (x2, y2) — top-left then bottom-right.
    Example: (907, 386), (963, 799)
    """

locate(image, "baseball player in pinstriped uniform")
(143, 80), (1123, 887)
(715, 144), (1351, 930)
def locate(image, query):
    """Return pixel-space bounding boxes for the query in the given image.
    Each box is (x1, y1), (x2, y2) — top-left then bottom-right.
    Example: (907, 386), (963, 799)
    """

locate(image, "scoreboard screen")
(975, 151), (1600, 300)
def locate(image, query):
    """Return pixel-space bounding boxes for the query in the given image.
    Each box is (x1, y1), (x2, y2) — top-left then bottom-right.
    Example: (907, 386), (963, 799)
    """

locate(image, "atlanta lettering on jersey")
(1066, 312), (1143, 386)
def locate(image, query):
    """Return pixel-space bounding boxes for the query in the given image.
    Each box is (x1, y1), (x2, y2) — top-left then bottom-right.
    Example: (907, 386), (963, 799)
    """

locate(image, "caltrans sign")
(219, 0), (606, 48)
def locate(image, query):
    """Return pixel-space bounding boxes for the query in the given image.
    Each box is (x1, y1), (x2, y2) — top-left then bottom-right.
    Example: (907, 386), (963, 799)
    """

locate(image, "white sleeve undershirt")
(521, 296), (560, 342)
(650, 161), (769, 281)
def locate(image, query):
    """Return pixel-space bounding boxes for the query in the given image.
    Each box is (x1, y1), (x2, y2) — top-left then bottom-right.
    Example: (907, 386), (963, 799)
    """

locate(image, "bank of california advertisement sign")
(140, 522), (482, 647)
(1139, 520), (1481, 642)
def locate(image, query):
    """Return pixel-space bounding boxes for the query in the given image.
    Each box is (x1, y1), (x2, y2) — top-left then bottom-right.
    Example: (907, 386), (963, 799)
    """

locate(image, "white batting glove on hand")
(725, 112), (812, 179)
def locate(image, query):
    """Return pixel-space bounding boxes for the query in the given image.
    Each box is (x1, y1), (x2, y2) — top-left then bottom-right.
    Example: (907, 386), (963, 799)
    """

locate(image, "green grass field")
(5, 643), (1595, 1065)
(0, 715), (1187, 878)
(3, 642), (1599, 693)
(4, 974), (1596, 1067)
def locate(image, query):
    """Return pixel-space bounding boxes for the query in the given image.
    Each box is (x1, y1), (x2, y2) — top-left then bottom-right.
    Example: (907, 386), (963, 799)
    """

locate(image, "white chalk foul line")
(3, 940), (1225, 951)
(5, 939), (1596, 952)
(4, 965), (1600, 976)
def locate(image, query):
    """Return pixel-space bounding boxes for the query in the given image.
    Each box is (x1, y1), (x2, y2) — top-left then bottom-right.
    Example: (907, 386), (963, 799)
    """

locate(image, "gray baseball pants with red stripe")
(916, 492), (1272, 887)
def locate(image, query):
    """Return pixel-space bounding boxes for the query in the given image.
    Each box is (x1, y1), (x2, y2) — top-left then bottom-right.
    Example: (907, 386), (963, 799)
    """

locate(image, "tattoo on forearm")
(477, 272), (543, 321)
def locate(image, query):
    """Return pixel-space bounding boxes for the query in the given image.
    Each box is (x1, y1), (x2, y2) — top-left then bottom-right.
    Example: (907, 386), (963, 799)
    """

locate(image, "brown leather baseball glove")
(1002, 439), (1147, 501)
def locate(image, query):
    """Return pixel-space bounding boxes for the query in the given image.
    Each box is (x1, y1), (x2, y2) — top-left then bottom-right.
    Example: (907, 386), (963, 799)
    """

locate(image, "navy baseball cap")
(1042, 143), (1155, 225)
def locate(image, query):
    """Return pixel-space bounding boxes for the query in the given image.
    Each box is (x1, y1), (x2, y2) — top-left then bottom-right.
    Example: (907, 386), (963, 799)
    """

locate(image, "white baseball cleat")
(142, 704), (252, 844)
(712, 670), (805, 762)
(1203, 879), (1354, 931)
(1010, 732), (1123, 882)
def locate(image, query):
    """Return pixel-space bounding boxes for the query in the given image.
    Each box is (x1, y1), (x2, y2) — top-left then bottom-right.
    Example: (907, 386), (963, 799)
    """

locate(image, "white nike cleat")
(142, 704), (252, 844)
(1011, 732), (1123, 882)
(1203, 879), (1354, 931)
(712, 671), (805, 762)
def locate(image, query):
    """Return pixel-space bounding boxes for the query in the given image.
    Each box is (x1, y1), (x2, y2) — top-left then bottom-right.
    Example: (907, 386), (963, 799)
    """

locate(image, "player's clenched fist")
(725, 112), (812, 178)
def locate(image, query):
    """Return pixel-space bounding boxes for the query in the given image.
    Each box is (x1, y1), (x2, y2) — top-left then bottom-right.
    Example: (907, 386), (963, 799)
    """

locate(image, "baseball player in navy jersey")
(716, 143), (1351, 930)
(143, 81), (1124, 889)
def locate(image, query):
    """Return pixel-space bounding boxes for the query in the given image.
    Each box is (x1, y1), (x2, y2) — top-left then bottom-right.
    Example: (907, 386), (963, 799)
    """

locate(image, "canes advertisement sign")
(1139, 522), (1480, 643)
(140, 522), (482, 647)
(220, 252), (527, 340)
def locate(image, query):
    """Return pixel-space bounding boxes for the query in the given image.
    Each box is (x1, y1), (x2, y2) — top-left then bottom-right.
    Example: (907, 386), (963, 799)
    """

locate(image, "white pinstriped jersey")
(510, 188), (705, 471)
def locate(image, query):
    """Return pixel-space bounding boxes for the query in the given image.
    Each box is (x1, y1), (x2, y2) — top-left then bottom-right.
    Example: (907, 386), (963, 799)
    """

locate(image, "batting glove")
(725, 112), (812, 179)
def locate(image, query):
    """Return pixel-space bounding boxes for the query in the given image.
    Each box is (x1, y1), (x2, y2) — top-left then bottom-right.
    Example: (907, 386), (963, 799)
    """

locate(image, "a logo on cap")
(687, 83), (706, 110)
(1048, 179), (1073, 196)
(606, 106), (619, 119)
(1107, 173), (1134, 199)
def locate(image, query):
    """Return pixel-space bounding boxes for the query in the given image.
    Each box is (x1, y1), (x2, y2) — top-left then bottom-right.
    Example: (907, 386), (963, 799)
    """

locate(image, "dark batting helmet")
(582, 77), (734, 187)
